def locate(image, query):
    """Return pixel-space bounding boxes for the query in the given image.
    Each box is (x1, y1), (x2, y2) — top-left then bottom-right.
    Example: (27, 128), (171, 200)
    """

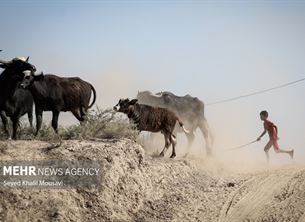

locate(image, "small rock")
(227, 182), (235, 187)
(105, 156), (113, 163)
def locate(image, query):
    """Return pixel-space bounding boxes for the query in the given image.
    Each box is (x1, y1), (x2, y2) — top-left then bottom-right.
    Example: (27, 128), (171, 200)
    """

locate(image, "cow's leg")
(159, 133), (171, 157)
(51, 111), (60, 133)
(80, 106), (87, 121)
(35, 108), (43, 136)
(0, 111), (10, 139)
(199, 118), (213, 156)
(183, 131), (195, 157)
(28, 109), (33, 128)
(11, 118), (19, 140)
(170, 134), (177, 158)
(72, 109), (85, 124)
(186, 131), (195, 148)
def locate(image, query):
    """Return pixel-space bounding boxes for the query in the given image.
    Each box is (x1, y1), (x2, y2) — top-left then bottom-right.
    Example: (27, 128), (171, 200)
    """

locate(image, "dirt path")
(219, 167), (305, 222)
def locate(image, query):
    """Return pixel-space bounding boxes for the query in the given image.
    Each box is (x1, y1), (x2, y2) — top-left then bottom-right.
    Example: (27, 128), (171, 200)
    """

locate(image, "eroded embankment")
(0, 140), (304, 222)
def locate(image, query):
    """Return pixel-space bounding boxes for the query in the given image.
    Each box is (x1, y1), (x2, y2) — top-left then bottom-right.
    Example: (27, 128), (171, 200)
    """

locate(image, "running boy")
(257, 110), (294, 162)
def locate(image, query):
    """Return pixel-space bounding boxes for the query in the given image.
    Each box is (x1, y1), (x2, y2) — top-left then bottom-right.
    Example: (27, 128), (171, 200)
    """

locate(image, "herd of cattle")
(0, 53), (212, 157)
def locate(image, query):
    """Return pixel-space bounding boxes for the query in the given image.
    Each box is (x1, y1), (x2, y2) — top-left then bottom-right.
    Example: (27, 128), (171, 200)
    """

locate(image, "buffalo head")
(0, 56), (37, 83)
(113, 98), (138, 113)
(0, 56), (36, 72)
(20, 71), (44, 89)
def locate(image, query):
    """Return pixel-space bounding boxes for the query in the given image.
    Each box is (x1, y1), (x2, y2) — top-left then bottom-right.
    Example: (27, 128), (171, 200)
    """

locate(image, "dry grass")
(0, 107), (138, 141)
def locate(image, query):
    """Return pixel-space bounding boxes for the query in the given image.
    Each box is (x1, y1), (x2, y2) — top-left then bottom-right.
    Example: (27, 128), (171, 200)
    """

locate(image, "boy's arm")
(257, 130), (266, 141)
(273, 125), (279, 140)
(274, 125), (278, 135)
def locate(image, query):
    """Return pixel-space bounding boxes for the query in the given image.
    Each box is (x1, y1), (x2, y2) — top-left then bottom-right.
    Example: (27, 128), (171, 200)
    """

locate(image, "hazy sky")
(1, 1), (305, 162)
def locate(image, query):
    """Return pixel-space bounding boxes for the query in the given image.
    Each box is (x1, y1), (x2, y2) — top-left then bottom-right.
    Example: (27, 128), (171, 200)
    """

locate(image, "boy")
(257, 110), (294, 162)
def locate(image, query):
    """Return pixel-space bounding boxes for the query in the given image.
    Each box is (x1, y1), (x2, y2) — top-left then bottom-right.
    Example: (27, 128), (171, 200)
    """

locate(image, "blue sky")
(1, 1), (305, 162)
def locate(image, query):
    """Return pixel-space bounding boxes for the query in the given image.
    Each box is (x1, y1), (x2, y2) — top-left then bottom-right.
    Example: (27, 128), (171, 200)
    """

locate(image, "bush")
(0, 107), (138, 141)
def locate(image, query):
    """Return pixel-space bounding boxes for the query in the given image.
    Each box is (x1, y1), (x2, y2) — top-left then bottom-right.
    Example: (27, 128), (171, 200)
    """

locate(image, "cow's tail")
(178, 120), (190, 134)
(88, 84), (96, 108)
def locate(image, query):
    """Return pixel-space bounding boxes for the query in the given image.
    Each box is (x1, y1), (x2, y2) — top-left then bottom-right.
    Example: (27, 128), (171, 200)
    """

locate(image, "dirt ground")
(0, 139), (304, 222)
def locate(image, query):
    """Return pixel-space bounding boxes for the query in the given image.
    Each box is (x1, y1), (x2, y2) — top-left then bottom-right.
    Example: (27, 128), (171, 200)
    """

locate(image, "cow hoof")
(170, 154), (176, 158)
(159, 152), (165, 157)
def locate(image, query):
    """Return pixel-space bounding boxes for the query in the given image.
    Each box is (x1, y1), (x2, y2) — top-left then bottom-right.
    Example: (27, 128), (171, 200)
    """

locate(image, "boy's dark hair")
(260, 110), (268, 117)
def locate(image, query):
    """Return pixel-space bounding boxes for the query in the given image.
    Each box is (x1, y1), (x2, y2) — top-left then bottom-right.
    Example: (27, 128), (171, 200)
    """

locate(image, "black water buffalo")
(114, 98), (189, 158)
(0, 57), (35, 139)
(137, 91), (213, 156)
(19, 70), (96, 135)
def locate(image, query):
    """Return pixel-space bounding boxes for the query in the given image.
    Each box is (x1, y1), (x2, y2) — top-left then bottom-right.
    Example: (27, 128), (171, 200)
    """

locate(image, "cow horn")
(0, 50), (10, 66)
(0, 59), (9, 64)
(34, 71), (44, 76)
(154, 94), (162, 98)
(26, 56), (30, 62)
(154, 91), (163, 97)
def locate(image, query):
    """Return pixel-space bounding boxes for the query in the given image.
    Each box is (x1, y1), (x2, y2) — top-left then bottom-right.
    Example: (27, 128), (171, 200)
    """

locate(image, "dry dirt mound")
(0, 139), (304, 222)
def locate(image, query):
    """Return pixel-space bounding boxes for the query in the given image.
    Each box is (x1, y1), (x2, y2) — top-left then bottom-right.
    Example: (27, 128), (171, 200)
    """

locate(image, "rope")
(206, 77), (305, 106)
(225, 140), (257, 151)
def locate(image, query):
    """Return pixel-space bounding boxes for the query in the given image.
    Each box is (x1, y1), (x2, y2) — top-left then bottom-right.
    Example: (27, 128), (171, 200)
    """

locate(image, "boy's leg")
(273, 140), (294, 159)
(264, 140), (273, 162)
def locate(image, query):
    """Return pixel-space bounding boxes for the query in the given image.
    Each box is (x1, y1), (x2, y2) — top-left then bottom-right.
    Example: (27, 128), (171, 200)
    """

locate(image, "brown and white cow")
(114, 98), (189, 158)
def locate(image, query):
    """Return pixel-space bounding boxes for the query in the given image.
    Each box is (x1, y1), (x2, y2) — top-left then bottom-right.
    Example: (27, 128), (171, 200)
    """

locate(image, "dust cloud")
(96, 59), (158, 109)
(22, 58), (302, 176)
(139, 102), (301, 176)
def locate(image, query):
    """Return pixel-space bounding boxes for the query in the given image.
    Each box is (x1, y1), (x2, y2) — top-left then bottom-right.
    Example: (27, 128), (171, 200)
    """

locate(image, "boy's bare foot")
(289, 149), (294, 159)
